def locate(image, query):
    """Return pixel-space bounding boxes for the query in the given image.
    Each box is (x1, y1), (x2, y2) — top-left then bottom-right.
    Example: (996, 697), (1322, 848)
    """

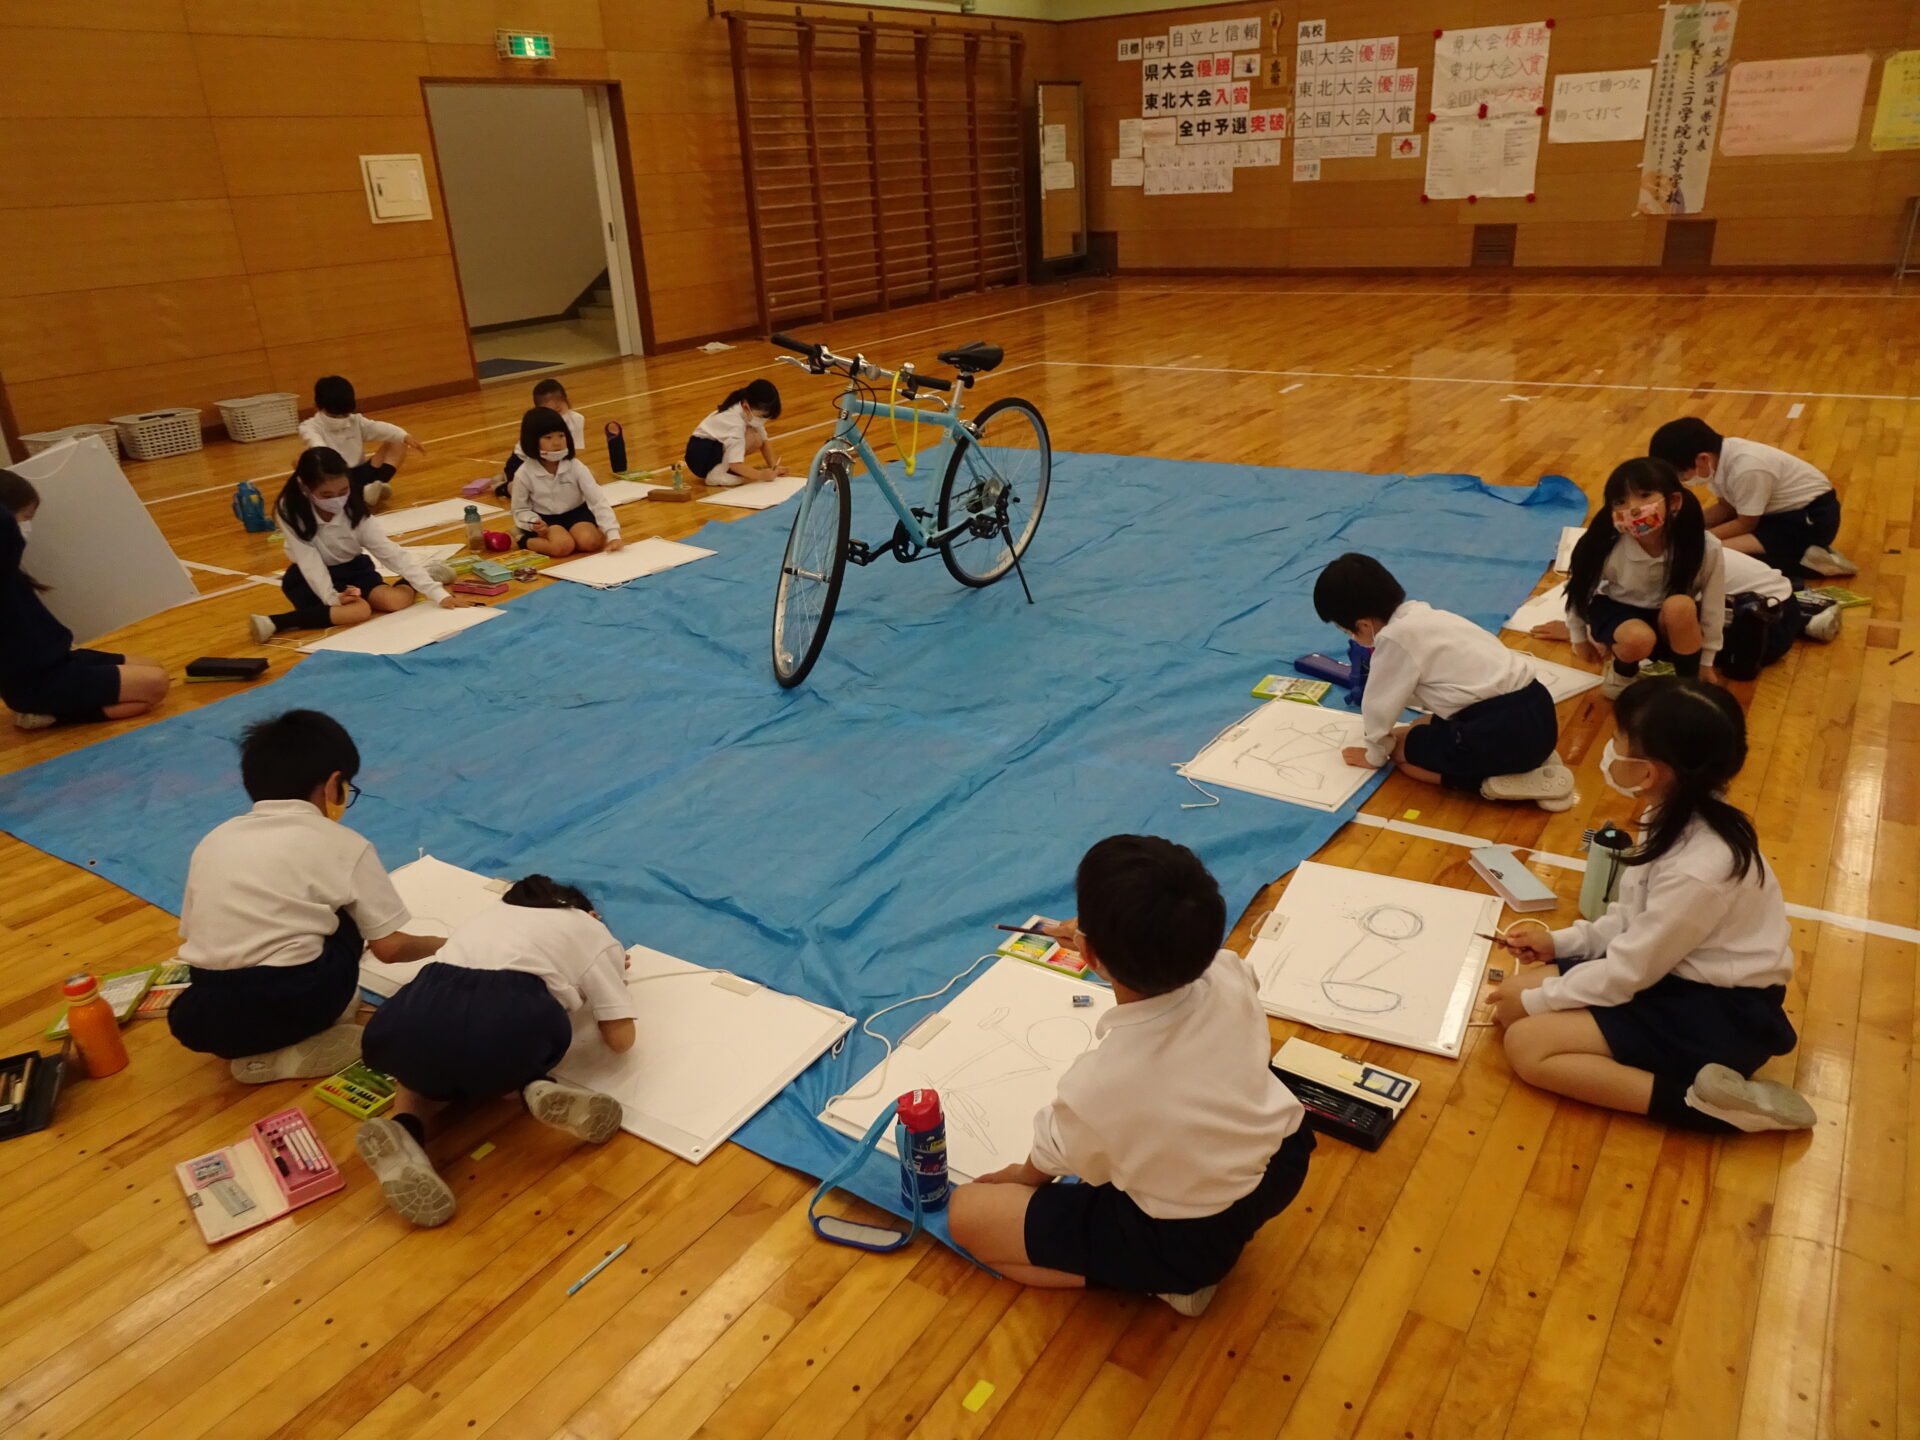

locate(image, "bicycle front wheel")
(937, 397), (1052, 589)
(771, 452), (852, 688)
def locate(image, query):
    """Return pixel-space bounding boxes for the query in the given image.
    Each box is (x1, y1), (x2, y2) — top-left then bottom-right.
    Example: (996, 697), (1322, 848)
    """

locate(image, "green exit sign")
(496, 30), (554, 60)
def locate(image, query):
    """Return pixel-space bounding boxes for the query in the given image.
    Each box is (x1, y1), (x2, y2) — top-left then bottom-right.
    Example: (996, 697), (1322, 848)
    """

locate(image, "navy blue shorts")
(1582, 594), (1668, 650)
(1022, 1126), (1315, 1295)
(1559, 952), (1796, 1079)
(170, 912), (362, 1060)
(538, 504), (596, 531)
(685, 435), (727, 481)
(1, 648), (125, 721)
(282, 554), (384, 609)
(362, 964), (573, 1103)
(1401, 679), (1558, 789)
(1751, 489), (1840, 576)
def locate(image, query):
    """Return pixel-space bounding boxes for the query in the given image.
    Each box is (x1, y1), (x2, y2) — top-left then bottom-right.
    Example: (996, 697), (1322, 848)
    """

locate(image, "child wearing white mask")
(684, 379), (786, 488)
(1490, 677), (1813, 1134)
(510, 407), (623, 559)
(249, 447), (465, 642)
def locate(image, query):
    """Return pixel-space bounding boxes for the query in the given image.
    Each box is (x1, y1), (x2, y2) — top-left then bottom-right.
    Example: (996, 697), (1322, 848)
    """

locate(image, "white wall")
(425, 85), (608, 330)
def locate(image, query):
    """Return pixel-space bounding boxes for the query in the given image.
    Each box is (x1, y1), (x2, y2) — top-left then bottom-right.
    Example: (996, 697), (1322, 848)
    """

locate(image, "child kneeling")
(948, 835), (1313, 1316)
(355, 875), (636, 1227)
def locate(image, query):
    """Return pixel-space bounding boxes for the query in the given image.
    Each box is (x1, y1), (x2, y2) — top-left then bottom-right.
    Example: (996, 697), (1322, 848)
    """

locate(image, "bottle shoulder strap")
(807, 1101), (923, 1253)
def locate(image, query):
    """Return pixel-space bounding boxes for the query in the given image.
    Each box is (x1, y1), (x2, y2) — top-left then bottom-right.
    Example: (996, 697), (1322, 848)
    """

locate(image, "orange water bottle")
(62, 973), (129, 1078)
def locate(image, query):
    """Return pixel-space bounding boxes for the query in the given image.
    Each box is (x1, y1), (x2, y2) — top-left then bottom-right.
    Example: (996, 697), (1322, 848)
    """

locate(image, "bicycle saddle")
(936, 342), (1003, 374)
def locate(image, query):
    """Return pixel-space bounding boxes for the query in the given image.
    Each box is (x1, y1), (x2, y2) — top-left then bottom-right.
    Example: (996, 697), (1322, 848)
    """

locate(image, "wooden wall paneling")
(420, 45), (611, 82)
(7, 350), (277, 436)
(210, 116), (440, 197)
(0, 27), (205, 119)
(182, 0), (425, 42)
(265, 322), (475, 403)
(417, 0), (607, 51)
(0, 118), (228, 209)
(228, 190), (453, 274)
(192, 35), (433, 116)
(0, 277), (264, 385)
(247, 256), (467, 349)
(5, 0), (187, 31)
(0, 200), (246, 299)
(1513, 219), (1650, 267)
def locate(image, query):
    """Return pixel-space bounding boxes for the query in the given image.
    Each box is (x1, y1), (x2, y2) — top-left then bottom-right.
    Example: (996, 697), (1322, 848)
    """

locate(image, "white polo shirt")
(507, 456), (620, 540)
(1565, 532), (1727, 666)
(1713, 437), (1831, 517)
(1359, 600), (1538, 766)
(690, 405), (765, 467)
(280, 510), (450, 606)
(178, 800), (409, 970)
(298, 412), (410, 468)
(431, 904), (636, 1019)
(1029, 949), (1303, 1219)
(1721, 546), (1792, 603)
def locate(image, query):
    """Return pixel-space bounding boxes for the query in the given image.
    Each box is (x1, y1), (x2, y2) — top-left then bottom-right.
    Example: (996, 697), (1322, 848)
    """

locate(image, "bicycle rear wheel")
(771, 452), (852, 687)
(937, 396), (1052, 588)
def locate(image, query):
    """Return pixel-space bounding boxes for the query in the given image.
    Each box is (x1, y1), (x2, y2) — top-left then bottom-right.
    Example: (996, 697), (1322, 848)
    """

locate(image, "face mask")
(15, 520), (30, 540)
(1600, 736), (1650, 798)
(1614, 500), (1665, 538)
(313, 493), (349, 516)
(540, 447), (569, 464)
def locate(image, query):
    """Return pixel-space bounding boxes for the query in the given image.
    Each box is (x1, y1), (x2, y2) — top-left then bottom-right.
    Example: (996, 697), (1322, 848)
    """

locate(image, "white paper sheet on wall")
(1424, 115), (1539, 199)
(1042, 160), (1077, 190)
(1042, 123), (1068, 162)
(1548, 69), (1654, 144)
(1111, 157), (1146, 185)
(1718, 54), (1872, 156)
(1117, 117), (1144, 157)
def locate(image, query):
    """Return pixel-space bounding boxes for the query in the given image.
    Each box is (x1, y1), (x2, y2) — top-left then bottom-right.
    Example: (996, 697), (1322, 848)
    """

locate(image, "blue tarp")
(0, 453), (1582, 1238)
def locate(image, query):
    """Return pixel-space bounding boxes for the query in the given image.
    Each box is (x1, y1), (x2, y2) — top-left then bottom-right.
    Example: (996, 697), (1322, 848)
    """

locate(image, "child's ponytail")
(275, 447), (362, 542)
(1613, 678), (1761, 881)
(716, 377), (781, 421)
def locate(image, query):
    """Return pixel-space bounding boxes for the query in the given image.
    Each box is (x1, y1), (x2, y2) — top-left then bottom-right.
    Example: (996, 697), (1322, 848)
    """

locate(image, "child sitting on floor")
(248, 447), (464, 643)
(169, 710), (448, 1082)
(494, 378), (586, 499)
(297, 375), (425, 511)
(509, 408), (623, 559)
(1649, 416), (1852, 579)
(355, 874), (636, 1228)
(1492, 677), (1814, 1134)
(1315, 552), (1574, 809)
(0, 469), (170, 731)
(684, 379), (785, 487)
(947, 835), (1313, 1317)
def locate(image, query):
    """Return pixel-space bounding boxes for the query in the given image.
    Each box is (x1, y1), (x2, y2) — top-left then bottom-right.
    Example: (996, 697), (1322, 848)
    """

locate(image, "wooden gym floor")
(1, 275), (1915, 1440)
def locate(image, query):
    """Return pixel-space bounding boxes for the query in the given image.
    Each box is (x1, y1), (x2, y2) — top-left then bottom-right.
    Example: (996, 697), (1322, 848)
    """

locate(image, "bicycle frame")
(806, 379), (992, 554)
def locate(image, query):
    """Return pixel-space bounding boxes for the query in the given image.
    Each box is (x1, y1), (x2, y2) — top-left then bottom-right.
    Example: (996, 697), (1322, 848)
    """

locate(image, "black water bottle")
(605, 421), (628, 475)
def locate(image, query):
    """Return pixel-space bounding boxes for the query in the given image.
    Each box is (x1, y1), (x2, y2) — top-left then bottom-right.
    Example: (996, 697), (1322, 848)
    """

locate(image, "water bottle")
(1580, 823), (1632, 920)
(463, 504), (484, 553)
(671, 462), (687, 493)
(231, 481), (273, 533)
(1344, 637), (1373, 706)
(605, 421), (628, 475)
(61, 973), (129, 1079)
(895, 1088), (949, 1212)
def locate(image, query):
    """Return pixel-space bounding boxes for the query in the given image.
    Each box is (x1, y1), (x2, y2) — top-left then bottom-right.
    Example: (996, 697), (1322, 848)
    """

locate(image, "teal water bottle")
(1580, 823), (1632, 920)
(231, 481), (273, 533)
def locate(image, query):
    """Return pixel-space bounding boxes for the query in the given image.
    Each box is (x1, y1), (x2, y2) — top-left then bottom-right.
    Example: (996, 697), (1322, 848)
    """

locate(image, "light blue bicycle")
(767, 333), (1052, 687)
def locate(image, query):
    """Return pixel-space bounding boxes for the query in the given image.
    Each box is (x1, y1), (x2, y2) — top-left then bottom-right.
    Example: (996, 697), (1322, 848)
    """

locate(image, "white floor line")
(1347, 811), (1920, 944)
(1279, 382), (1303, 394)
(1111, 284), (1912, 302)
(180, 560), (248, 576)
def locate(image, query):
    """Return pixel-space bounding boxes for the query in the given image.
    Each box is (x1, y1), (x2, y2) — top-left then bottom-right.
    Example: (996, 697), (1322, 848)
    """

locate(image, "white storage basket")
(110, 407), (204, 460)
(216, 393), (300, 444)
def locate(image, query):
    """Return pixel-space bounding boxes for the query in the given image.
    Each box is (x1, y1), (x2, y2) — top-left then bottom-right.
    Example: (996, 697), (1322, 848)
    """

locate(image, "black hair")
(532, 378), (568, 403)
(502, 874), (596, 912)
(239, 709), (360, 802)
(1075, 835), (1225, 996)
(274, 447), (365, 542)
(519, 406), (574, 462)
(313, 375), (356, 416)
(0, 469), (49, 593)
(1612, 678), (1761, 882)
(718, 377), (781, 422)
(1312, 553), (1406, 632)
(1647, 417), (1723, 473)
(1566, 458), (1705, 625)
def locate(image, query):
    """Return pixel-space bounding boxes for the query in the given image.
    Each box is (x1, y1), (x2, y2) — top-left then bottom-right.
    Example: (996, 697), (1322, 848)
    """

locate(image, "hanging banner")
(1431, 22), (1552, 117)
(1636, 2), (1737, 216)
(1719, 54), (1871, 155)
(1869, 50), (1920, 151)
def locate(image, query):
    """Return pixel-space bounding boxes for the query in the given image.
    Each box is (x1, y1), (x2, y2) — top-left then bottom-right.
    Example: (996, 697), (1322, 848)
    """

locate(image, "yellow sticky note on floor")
(962, 1380), (995, 1412)
(471, 1142), (495, 1160)
(1402, 809), (1421, 820)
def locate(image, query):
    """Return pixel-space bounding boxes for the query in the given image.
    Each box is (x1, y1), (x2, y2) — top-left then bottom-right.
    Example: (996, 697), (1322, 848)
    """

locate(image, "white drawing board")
(1553, 525), (1582, 573)
(301, 600), (502, 655)
(555, 945), (854, 1164)
(360, 855), (509, 996)
(544, 538), (715, 589)
(1503, 581), (1566, 634)
(1523, 652), (1601, 704)
(698, 477), (806, 511)
(821, 959), (1113, 1183)
(1180, 702), (1374, 811)
(596, 479), (662, 506)
(1247, 861), (1499, 1058)
(373, 498), (501, 538)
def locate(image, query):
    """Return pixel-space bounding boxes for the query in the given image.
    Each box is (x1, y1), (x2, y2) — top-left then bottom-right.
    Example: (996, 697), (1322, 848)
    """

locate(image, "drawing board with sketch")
(1247, 861), (1500, 1057)
(1179, 701), (1374, 811)
(820, 958), (1114, 1182)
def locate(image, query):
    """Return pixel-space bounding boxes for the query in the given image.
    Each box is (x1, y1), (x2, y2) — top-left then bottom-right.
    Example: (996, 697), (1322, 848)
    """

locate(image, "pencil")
(994, 924), (1052, 938)
(1892, 651), (1914, 667)
(568, 1241), (630, 1297)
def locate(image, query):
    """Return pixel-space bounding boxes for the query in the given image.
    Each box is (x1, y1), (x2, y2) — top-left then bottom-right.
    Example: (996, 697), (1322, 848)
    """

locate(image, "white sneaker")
(356, 1117), (456, 1227)
(1599, 664), (1637, 700)
(1685, 1063), (1817, 1133)
(1802, 604), (1842, 644)
(1155, 1284), (1219, 1317)
(229, 1023), (361, 1084)
(11, 711), (57, 731)
(362, 479), (393, 511)
(1481, 753), (1577, 812)
(248, 613), (276, 645)
(523, 1079), (623, 1142)
(1799, 545), (1855, 578)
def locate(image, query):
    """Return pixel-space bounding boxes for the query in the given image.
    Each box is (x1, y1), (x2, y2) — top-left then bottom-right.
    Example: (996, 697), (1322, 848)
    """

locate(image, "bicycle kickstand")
(1001, 518), (1036, 606)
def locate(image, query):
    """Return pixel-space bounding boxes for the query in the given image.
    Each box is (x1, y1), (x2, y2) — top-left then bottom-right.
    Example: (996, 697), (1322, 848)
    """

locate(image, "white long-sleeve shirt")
(510, 408), (587, 463)
(1521, 817), (1792, 1016)
(1565, 531), (1727, 666)
(508, 456), (619, 540)
(298, 412), (410, 468)
(282, 510), (448, 606)
(431, 904), (635, 1020)
(1714, 436), (1831, 517)
(1029, 949), (1304, 1219)
(1360, 600), (1538, 766)
(690, 404), (767, 475)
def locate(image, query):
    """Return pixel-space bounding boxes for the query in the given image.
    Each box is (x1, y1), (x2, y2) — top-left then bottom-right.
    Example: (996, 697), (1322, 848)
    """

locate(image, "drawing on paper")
(1316, 902), (1426, 1014)
(931, 1006), (1095, 1151)
(1180, 702), (1373, 811)
(1232, 717), (1354, 791)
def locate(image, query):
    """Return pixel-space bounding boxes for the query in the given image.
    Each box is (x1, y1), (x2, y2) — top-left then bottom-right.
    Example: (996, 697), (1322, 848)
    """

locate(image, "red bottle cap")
(896, 1088), (943, 1132)
(62, 972), (99, 1000)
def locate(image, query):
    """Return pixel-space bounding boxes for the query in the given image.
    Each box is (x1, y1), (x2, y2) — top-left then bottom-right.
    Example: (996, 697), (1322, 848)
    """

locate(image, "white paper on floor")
(544, 538), (715, 589)
(1503, 582), (1567, 634)
(1554, 525), (1583, 573)
(400, 543), (462, 567)
(597, 479), (662, 506)
(1522, 652), (1601, 703)
(1179, 702), (1374, 812)
(300, 600), (502, 655)
(698, 477), (806, 511)
(374, 498), (502, 538)
(358, 856), (509, 997)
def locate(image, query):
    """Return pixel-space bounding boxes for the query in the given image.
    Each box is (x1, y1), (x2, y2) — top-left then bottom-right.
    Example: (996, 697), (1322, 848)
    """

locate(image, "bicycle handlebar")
(768, 334), (952, 391)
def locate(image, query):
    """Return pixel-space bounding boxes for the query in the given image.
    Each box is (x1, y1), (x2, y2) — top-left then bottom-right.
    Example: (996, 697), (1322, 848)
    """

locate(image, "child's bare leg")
(947, 1182), (1087, 1289)
(367, 583), (413, 613)
(1657, 594), (1702, 654)
(373, 439), (409, 472)
(331, 598), (374, 627)
(528, 529), (576, 557)
(1611, 620), (1657, 666)
(569, 522), (606, 554)
(1390, 718), (1444, 786)
(1720, 529), (1766, 557)
(1503, 1009), (1653, 1113)
(102, 662), (171, 720)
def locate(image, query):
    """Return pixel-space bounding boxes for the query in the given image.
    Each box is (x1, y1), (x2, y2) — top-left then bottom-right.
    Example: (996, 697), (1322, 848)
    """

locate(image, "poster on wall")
(1432, 22), (1552, 116)
(1143, 54), (1252, 120)
(1424, 115), (1540, 199)
(1718, 54), (1871, 156)
(1637, 1), (1738, 216)
(1170, 16), (1262, 55)
(1176, 107), (1285, 145)
(1294, 35), (1417, 144)
(1548, 69), (1653, 143)
(1872, 51), (1920, 150)
(1144, 143), (1235, 194)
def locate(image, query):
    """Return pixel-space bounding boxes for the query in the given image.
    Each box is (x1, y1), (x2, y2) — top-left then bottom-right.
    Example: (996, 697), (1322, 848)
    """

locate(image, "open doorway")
(423, 83), (643, 382)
